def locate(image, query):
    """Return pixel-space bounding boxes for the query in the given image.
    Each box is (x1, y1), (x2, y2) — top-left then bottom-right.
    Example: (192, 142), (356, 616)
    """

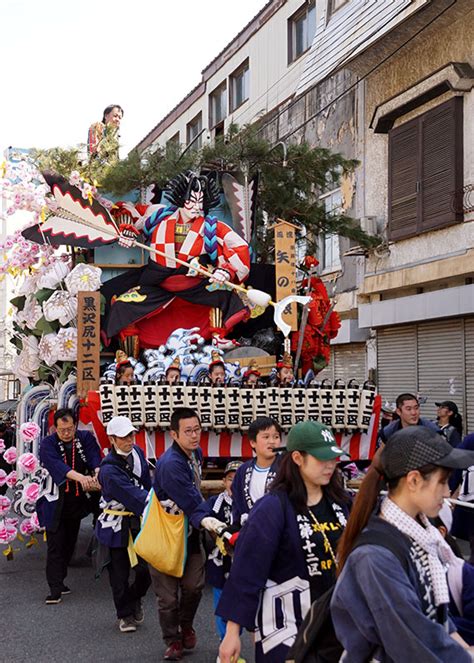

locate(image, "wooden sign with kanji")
(272, 218), (298, 331)
(77, 291), (101, 399)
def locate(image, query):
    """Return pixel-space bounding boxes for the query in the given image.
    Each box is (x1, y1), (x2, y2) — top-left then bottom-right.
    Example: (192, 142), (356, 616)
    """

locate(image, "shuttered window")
(388, 97), (463, 240)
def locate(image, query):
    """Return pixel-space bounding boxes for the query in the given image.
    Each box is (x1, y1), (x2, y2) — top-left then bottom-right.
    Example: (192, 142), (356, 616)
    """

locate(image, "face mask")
(114, 446), (130, 457)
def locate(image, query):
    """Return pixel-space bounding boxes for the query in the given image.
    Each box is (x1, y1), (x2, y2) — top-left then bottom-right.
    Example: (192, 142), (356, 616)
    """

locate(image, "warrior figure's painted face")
(180, 190), (204, 222)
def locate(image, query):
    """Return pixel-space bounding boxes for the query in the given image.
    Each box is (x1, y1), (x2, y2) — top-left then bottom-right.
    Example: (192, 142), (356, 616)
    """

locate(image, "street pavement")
(1, 518), (254, 663)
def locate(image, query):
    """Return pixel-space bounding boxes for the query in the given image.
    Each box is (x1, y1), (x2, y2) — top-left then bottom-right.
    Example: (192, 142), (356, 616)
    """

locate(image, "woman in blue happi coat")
(331, 427), (474, 662)
(217, 420), (351, 663)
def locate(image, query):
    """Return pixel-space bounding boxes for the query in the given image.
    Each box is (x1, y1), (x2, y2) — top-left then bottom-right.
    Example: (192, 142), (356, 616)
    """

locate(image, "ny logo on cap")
(322, 429), (335, 443)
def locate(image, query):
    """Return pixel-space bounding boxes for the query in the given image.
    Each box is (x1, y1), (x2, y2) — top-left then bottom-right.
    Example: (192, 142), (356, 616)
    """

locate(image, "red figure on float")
(104, 171), (250, 351)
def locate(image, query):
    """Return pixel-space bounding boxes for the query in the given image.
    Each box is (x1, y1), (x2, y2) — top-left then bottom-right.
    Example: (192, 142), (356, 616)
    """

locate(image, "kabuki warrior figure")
(104, 170), (251, 351)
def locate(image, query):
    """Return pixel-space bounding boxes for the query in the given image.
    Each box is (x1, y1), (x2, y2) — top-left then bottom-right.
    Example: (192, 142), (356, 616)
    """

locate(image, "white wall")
(148, 0), (315, 148)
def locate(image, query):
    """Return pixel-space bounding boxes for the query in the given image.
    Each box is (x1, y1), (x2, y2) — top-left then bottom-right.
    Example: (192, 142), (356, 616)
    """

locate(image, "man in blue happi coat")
(95, 415), (152, 633)
(151, 407), (226, 661)
(37, 408), (102, 604)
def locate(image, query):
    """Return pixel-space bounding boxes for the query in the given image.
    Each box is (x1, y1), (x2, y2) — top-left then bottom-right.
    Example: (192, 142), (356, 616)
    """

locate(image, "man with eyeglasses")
(150, 407), (225, 661)
(37, 408), (102, 604)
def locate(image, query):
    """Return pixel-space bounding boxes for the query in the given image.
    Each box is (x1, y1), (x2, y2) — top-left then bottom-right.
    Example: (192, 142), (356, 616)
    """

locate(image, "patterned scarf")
(380, 497), (456, 606)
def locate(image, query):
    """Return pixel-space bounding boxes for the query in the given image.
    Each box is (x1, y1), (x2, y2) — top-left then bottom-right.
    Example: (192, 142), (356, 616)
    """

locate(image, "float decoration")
(0, 423), (43, 559)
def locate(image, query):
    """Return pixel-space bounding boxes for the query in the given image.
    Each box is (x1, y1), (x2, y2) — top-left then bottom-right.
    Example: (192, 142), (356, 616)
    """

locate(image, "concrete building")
(135, 0), (474, 430)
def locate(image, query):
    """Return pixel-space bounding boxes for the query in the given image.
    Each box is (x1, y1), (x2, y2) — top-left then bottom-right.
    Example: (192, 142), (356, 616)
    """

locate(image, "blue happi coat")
(331, 516), (471, 662)
(36, 430), (102, 530)
(153, 442), (210, 529)
(217, 490), (349, 663)
(205, 490), (234, 589)
(95, 445), (151, 548)
(232, 456), (280, 527)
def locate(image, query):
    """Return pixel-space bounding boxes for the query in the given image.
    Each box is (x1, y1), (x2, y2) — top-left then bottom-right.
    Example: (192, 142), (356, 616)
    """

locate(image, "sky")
(0, 0), (269, 156)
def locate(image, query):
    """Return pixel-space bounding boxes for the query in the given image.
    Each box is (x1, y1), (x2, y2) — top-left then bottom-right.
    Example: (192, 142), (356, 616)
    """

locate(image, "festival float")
(0, 120), (380, 555)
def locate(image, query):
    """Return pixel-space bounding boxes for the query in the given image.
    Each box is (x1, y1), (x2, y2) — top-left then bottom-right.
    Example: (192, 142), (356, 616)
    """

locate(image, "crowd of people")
(19, 392), (474, 662)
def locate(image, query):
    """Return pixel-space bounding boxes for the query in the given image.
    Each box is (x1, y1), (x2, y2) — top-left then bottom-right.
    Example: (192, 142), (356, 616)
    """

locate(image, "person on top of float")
(87, 104), (123, 162)
(217, 420), (350, 663)
(275, 352), (295, 386)
(104, 171), (251, 350)
(115, 350), (135, 386)
(165, 356), (181, 385)
(208, 351), (226, 386)
(241, 359), (261, 387)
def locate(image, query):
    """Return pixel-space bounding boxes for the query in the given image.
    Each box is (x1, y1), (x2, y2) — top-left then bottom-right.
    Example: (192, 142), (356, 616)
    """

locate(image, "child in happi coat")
(205, 460), (243, 644)
(232, 417), (282, 528)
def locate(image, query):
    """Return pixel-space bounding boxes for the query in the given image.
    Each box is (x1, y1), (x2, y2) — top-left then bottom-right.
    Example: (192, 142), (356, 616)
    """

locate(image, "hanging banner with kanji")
(273, 219), (298, 331)
(77, 291), (101, 398)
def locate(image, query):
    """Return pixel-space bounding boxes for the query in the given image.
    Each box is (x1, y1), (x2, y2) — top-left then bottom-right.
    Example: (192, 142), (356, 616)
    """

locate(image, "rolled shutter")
(465, 317), (474, 434)
(421, 97), (463, 232)
(388, 120), (419, 240)
(333, 343), (367, 383)
(316, 344), (367, 383)
(377, 325), (417, 405)
(416, 318), (464, 422)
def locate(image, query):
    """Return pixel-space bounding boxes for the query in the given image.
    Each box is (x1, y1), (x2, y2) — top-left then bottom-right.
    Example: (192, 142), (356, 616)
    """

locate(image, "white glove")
(186, 257), (202, 277)
(201, 516), (227, 535)
(209, 268), (230, 285)
(117, 224), (139, 248)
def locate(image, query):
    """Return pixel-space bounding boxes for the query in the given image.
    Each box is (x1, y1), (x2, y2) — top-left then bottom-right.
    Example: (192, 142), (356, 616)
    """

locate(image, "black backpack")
(285, 525), (410, 663)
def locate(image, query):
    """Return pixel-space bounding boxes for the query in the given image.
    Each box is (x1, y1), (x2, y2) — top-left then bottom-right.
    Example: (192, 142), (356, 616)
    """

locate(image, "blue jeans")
(213, 586), (227, 640)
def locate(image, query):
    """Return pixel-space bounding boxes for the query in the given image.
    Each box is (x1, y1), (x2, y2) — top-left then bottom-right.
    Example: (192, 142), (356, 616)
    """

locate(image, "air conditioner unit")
(360, 216), (378, 236)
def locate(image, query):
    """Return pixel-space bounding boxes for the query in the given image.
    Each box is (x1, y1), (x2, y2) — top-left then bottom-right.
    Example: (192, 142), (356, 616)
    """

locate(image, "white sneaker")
(119, 616), (137, 633)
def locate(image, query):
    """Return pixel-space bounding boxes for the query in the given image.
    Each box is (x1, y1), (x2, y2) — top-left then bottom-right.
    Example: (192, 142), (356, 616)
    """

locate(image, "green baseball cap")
(286, 421), (344, 460)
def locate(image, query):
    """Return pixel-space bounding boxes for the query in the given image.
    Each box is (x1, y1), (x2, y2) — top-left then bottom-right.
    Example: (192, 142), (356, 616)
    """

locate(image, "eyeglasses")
(57, 426), (75, 434)
(182, 427), (202, 437)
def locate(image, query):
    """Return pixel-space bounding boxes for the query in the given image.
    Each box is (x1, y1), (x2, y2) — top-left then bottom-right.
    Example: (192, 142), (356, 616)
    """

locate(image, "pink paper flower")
(19, 422), (41, 444)
(0, 441), (5, 453)
(3, 447), (17, 464)
(0, 520), (17, 544)
(6, 471), (17, 488)
(0, 470), (6, 487)
(29, 512), (41, 532)
(18, 452), (39, 474)
(23, 482), (40, 503)
(0, 496), (11, 516)
(20, 518), (35, 536)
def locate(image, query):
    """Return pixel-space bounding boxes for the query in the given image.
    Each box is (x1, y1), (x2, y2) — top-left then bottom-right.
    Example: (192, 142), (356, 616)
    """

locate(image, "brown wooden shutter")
(388, 97), (463, 240)
(421, 97), (463, 231)
(388, 118), (419, 240)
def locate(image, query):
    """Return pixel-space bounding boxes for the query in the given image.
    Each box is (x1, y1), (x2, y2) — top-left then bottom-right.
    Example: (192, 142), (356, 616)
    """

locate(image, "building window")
(166, 132), (180, 155)
(388, 97), (463, 241)
(209, 82), (227, 129)
(288, 1), (316, 64)
(186, 113), (202, 151)
(319, 188), (341, 271)
(327, 0), (349, 17)
(230, 60), (250, 112)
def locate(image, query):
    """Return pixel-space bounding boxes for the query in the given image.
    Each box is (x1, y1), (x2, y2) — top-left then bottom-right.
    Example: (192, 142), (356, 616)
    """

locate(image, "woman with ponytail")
(331, 426), (474, 662)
